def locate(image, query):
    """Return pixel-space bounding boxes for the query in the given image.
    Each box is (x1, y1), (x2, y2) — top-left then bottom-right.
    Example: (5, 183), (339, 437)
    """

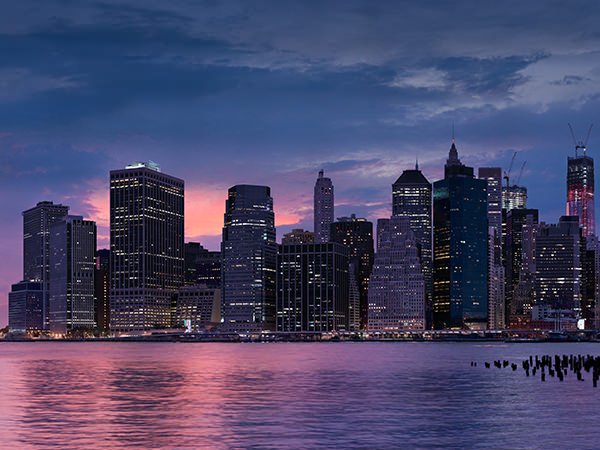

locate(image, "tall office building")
(479, 168), (505, 329)
(22, 201), (69, 328)
(534, 216), (582, 324)
(8, 281), (44, 332)
(433, 141), (488, 329)
(222, 185), (277, 332)
(505, 208), (539, 326)
(110, 162), (185, 333)
(94, 249), (110, 333)
(48, 216), (97, 333)
(184, 242), (221, 288)
(567, 151), (595, 238)
(277, 242), (350, 332)
(330, 214), (374, 330)
(502, 185), (527, 211)
(392, 164), (433, 327)
(314, 170), (334, 243)
(368, 217), (425, 331)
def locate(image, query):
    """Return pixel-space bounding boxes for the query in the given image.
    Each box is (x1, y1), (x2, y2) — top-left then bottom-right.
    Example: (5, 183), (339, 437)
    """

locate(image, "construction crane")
(515, 160), (527, 186)
(569, 123), (594, 156)
(503, 151), (517, 190)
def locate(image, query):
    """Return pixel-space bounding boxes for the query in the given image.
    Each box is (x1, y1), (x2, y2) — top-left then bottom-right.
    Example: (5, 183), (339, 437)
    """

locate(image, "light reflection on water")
(0, 342), (599, 449)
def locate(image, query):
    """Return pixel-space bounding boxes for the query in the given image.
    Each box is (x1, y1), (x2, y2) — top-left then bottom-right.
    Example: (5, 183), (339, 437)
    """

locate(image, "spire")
(415, 157), (419, 171)
(446, 124), (461, 167)
(318, 169), (324, 178)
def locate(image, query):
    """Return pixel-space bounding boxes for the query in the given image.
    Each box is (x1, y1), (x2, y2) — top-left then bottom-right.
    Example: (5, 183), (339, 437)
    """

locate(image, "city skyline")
(2, 1), (600, 326)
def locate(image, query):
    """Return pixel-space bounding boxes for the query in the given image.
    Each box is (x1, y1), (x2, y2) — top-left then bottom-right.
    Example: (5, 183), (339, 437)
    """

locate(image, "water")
(0, 342), (598, 449)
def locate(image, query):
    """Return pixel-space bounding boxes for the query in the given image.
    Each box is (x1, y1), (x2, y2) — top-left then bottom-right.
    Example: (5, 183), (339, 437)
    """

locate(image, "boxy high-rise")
(109, 162), (184, 333)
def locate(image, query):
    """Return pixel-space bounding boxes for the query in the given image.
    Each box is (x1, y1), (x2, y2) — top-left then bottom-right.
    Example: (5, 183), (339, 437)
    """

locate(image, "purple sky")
(1, 1), (600, 325)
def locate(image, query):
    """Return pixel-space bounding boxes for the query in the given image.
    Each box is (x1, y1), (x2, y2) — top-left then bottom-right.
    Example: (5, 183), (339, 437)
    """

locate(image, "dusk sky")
(1, 1), (600, 325)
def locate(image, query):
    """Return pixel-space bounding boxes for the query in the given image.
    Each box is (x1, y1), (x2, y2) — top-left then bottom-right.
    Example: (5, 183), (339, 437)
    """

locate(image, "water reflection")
(0, 342), (598, 449)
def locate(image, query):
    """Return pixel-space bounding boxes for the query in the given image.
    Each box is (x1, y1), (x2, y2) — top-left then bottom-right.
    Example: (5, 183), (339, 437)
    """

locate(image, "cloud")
(389, 68), (448, 90)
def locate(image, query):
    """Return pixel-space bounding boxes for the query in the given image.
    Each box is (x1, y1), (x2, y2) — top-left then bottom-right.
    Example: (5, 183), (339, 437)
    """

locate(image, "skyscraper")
(368, 216), (425, 331)
(534, 216), (582, 327)
(567, 151), (595, 238)
(48, 216), (97, 334)
(22, 201), (69, 328)
(392, 163), (432, 327)
(277, 242), (350, 332)
(433, 141), (488, 329)
(505, 208), (539, 327)
(221, 185), (277, 332)
(479, 168), (505, 329)
(330, 214), (374, 330)
(110, 162), (185, 333)
(314, 170), (334, 243)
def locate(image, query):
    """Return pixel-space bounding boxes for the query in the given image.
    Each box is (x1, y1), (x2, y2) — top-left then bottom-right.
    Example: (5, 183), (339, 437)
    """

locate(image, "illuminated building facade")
(330, 215), (374, 330)
(22, 201), (69, 329)
(172, 285), (221, 331)
(392, 165), (432, 327)
(221, 185), (277, 332)
(314, 170), (334, 243)
(8, 281), (44, 332)
(534, 216), (582, 321)
(48, 216), (97, 333)
(502, 185), (527, 211)
(567, 154), (595, 238)
(368, 216), (425, 331)
(479, 168), (505, 329)
(433, 142), (488, 329)
(277, 242), (350, 332)
(505, 208), (539, 326)
(110, 162), (185, 333)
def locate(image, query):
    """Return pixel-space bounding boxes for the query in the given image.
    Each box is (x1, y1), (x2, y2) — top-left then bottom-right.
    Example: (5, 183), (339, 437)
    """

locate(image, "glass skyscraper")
(567, 153), (595, 238)
(314, 170), (334, 243)
(392, 164), (432, 327)
(221, 185), (277, 332)
(433, 141), (488, 329)
(109, 162), (185, 333)
(330, 214), (374, 330)
(277, 242), (349, 332)
(22, 201), (70, 329)
(48, 216), (97, 333)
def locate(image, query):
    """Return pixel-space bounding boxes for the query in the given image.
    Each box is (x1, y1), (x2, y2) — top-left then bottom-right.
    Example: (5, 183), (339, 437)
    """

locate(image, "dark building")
(330, 214), (374, 330)
(48, 216), (97, 334)
(172, 285), (221, 331)
(22, 201), (69, 329)
(567, 152), (595, 238)
(8, 281), (44, 332)
(184, 242), (221, 288)
(110, 162), (185, 333)
(505, 208), (539, 326)
(433, 141), (488, 329)
(94, 249), (110, 333)
(222, 185), (277, 332)
(535, 216), (582, 316)
(392, 163), (432, 327)
(314, 170), (334, 243)
(282, 229), (315, 245)
(277, 242), (350, 332)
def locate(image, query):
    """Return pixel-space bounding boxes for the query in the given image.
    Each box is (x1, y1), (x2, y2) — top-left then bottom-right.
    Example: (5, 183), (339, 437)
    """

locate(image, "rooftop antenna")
(452, 122), (455, 144)
(415, 156), (419, 171)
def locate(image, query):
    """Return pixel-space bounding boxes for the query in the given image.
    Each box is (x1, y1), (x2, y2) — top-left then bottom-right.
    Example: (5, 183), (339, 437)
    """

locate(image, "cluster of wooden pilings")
(474, 354), (600, 387)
